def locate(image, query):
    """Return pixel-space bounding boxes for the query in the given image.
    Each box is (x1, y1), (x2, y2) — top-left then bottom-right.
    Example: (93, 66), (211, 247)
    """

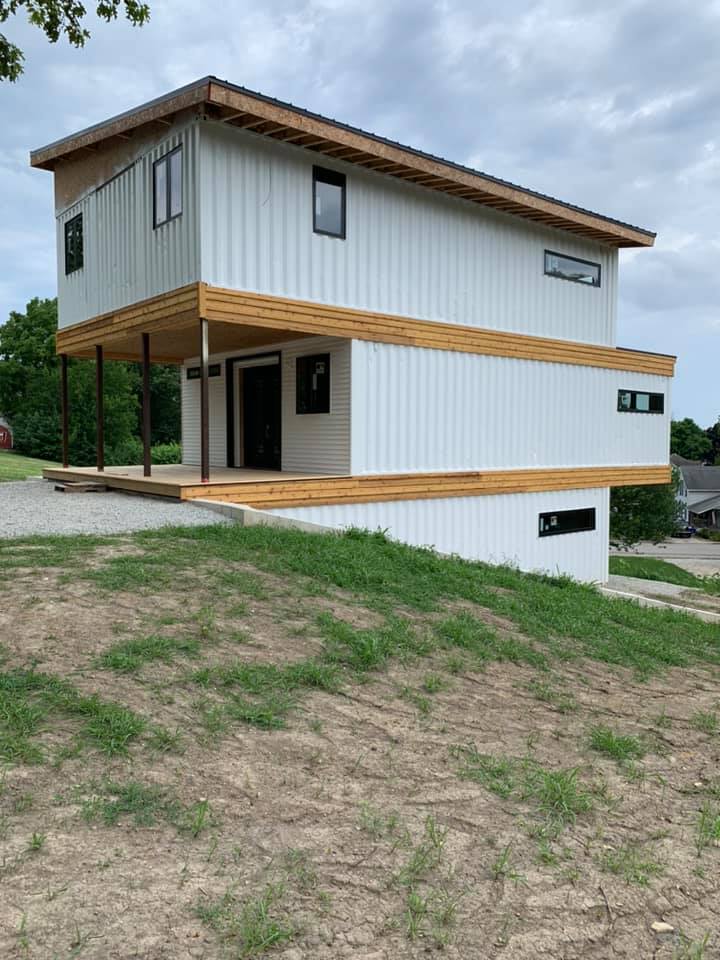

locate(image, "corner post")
(60, 353), (69, 468)
(200, 317), (210, 483)
(95, 344), (104, 473)
(142, 333), (152, 477)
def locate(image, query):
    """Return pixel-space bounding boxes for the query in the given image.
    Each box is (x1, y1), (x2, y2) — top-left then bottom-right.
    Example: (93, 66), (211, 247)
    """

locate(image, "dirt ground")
(1, 541), (719, 959)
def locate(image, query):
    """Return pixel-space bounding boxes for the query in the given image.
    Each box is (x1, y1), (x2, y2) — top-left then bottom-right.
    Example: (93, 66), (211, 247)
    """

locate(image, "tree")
(0, 297), (178, 465)
(705, 416), (720, 465)
(670, 417), (712, 462)
(610, 473), (682, 548)
(1, 1), (149, 81)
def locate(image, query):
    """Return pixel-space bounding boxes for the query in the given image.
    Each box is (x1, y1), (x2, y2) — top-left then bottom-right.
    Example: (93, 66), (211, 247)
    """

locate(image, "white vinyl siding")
(199, 121), (618, 346)
(350, 340), (671, 475)
(181, 336), (350, 474)
(265, 487), (611, 584)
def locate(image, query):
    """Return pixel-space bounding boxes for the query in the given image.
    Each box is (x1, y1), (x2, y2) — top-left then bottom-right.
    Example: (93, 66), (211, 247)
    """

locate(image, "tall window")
(64, 214), (83, 274)
(313, 166), (346, 238)
(544, 250), (601, 287)
(153, 146), (182, 228)
(296, 354), (330, 413)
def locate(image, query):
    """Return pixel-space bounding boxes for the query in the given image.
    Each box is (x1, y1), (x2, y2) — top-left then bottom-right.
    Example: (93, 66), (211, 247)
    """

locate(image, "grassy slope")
(0, 449), (58, 482)
(609, 554), (720, 596)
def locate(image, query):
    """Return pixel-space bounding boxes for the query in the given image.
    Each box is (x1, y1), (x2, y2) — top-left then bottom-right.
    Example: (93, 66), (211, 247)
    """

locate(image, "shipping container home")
(31, 77), (673, 582)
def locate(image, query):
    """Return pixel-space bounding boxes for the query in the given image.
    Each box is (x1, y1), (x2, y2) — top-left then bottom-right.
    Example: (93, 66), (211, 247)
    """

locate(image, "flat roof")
(30, 76), (655, 248)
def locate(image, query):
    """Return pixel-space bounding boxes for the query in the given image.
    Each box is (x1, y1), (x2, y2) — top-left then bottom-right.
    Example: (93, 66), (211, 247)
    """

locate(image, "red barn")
(0, 417), (12, 450)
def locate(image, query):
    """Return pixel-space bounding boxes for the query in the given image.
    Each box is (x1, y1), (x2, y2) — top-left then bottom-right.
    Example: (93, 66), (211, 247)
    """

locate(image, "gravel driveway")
(0, 479), (230, 538)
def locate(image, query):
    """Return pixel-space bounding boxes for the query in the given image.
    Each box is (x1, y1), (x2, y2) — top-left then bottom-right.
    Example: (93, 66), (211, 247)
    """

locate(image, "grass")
(599, 842), (664, 886)
(97, 634), (202, 673)
(690, 711), (719, 735)
(0, 449), (58, 483)
(490, 844), (526, 884)
(77, 780), (215, 835)
(197, 883), (294, 958)
(451, 745), (595, 828)
(588, 724), (646, 762)
(696, 802), (720, 855)
(609, 555), (720, 596)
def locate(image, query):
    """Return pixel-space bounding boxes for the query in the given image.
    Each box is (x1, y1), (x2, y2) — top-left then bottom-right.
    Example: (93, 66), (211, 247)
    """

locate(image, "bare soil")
(1, 549), (719, 959)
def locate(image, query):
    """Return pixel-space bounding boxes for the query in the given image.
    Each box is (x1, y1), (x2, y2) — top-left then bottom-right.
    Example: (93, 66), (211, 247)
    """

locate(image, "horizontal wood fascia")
(203, 285), (676, 377)
(54, 283), (676, 377)
(187, 465), (672, 509)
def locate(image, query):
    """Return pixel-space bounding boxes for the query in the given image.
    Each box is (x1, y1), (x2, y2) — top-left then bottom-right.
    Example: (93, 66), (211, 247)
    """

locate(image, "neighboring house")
(0, 417), (12, 450)
(30, 77), (673, 583)
(672, 459), (720, 528)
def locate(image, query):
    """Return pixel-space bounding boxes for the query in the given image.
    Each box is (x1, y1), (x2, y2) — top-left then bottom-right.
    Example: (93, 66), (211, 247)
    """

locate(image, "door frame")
(225, 351), (282, 468)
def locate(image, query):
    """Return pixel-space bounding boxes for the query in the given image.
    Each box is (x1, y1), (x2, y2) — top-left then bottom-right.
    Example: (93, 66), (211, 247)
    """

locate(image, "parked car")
(673, 524), (696, 538)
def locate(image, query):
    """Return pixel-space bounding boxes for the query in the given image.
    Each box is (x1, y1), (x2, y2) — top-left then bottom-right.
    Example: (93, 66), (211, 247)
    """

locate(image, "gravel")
(0, 479), (231, 539)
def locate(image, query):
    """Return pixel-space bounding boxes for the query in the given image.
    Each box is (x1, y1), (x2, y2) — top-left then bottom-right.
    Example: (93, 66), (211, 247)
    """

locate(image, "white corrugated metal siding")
(181, 336), (350, 473)
(350, 340), (671, 474)
(199, 122), (618, 346)
(265, 487), (611, 583)
(57, 123), (200, 329)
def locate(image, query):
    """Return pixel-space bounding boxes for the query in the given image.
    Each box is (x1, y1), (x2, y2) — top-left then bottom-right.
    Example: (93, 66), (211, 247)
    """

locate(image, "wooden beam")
(95, 345), (104, 473)
(142, 333), (151, 478)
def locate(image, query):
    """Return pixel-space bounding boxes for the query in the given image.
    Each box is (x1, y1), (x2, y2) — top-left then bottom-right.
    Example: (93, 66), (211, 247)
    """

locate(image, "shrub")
(152, 442), (182, 464)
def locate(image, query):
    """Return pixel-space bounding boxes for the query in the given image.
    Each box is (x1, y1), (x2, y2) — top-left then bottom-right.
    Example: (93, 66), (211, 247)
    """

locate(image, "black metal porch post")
(95, 344), (104, 472)
(60, 353), (69, 468)
(142, 333), (152, 477)
(200, 317), (210, 483)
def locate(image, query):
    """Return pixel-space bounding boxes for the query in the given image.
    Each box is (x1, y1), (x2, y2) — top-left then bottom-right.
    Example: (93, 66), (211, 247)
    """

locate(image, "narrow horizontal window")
(186, 364), (221, 380)
(538, 507), (596, 538)
(154, 146), (183, 228)
(296, 354), (330, 414)
(544, 250), (600, 287)
(617, 390), (664, 414)
(313, 166), (346, 239)
(64, 213), (83, 275)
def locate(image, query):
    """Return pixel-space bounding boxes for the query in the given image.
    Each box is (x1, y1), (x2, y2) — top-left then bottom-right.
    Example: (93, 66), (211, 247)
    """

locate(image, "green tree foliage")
(0, 297), (179, 464)
(705, 417), (720, 465)
(610, 472), (683, 548)
(1, 1), (149, 81)
(670, 417), (712, 462)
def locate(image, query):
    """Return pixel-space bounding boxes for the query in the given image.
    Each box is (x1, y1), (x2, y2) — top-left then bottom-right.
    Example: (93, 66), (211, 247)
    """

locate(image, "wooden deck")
(42, 465), (340, 503)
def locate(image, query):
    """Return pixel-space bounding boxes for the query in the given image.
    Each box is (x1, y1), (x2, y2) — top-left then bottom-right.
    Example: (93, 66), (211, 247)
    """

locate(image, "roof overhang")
(30, 76), (656, 248)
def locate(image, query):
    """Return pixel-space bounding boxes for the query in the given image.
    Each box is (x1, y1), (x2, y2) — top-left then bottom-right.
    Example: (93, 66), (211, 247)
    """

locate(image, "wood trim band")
(202, 285), (675, 377)
(191, 466), (671, 508)
(55, 283), (676, 377)
(41, 465), (671, 508)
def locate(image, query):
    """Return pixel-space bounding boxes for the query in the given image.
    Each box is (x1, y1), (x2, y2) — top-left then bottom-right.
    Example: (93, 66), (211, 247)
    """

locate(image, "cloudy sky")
(1, 0), (719, 424)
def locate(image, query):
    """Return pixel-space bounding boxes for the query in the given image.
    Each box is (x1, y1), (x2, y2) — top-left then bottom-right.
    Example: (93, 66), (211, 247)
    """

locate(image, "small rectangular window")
(64, 214), (83, 274)
(186, 364), (221, 380)
(296, 354), (330, 414)
(538, 507), (596, 538)
(154, 146), (182, 228)
(313, 167), (346, 238)
(617, 390), (664, 414)
(544, 250), (601, 287)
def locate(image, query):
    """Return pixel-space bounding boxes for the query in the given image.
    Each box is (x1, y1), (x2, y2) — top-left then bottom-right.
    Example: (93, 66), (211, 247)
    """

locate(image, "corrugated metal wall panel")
(265, 487), (611, 583)
(200, 121), (617, 346)
(181, 336), (350, 473)
(350, 340), (671, 474)
(57, 123), (200, 329)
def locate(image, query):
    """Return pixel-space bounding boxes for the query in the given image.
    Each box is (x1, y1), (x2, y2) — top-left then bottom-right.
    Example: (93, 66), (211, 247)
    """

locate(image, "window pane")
(315, 180), (344, 235)
(544, 251), (600, 286)
(635, 393), (650, 412)
(169, 150), (182, 218)
(296, 354), (331, 414)
(154, 159), (167, 225)
(538, 508), (596, 537)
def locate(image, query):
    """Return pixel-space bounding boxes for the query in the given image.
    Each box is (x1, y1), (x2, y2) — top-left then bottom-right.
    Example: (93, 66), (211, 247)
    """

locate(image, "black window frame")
(312, 166), (346, 239)
(64, 213), (84, 275)
(544, 250), (601, 287)
(296, 353), (331, 415)
(186, 364), (221, 380)
(153, 145), (183, 229)
(617, 390), (664, 414)
(538, 507), (596, 538)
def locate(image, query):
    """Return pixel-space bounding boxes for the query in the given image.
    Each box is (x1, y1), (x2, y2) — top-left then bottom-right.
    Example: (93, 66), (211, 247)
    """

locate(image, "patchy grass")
(599, 842), (664, 886)
(609, 555), (720, 596)
(0, 450), (58, 482)
(588, 725), (646, 762)
(98, 634), (202, 673)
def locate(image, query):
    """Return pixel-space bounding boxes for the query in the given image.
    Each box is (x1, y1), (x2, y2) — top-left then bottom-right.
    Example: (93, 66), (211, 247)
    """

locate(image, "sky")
(1, 0), (719, 425)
